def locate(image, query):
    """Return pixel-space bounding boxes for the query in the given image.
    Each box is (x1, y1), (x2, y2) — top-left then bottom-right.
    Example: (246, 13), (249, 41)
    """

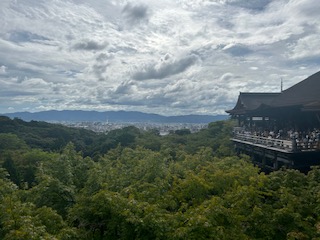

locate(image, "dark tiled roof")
(226, 70), (320, 115)
(270, 71), (320, 108)
(226, 92), (280, 114)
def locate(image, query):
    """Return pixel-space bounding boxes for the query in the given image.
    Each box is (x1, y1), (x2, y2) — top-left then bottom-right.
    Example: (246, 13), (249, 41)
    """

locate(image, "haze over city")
(1, 0), (320, 115)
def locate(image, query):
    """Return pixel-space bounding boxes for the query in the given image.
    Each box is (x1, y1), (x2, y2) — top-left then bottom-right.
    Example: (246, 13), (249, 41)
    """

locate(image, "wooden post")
(273, 152), (278, 170)
(262, 150), (266, 168)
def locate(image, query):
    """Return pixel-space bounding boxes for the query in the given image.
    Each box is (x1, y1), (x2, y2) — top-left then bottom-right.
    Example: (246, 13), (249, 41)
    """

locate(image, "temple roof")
(226, 92), (280, 114)
(270, 71), (320, 108)
(226, 70), (320, 115)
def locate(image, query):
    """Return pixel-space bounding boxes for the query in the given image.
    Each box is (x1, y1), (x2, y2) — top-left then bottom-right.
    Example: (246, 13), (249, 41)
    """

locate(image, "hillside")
(1, 117), (320, 239)
(0, 116), (232, 157)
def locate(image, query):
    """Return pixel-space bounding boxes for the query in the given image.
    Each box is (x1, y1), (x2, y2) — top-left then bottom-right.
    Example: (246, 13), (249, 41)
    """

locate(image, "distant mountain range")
(1, 110), (229, 124)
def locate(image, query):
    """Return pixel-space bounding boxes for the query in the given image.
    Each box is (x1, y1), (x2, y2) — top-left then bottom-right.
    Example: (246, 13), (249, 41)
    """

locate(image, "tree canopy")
(1, 117), (320, 239)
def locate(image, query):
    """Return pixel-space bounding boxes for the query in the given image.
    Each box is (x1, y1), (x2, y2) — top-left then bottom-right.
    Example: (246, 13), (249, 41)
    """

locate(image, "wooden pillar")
(262, 150), (266, 168)
(273, 152), (278, 170)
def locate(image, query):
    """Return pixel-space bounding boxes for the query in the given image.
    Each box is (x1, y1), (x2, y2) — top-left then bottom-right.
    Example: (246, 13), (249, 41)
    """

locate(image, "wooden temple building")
(226, 71), (320, 172)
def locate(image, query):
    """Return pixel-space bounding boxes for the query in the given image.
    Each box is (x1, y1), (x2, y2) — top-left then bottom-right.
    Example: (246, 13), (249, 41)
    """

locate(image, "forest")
(0, 116), (320, 239)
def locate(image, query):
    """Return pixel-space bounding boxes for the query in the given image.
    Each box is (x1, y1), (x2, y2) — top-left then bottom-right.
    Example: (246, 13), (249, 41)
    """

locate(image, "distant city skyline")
(1, 0), (319, 115)
(61, 121), (209, 135)
(2, 109), (228, 123)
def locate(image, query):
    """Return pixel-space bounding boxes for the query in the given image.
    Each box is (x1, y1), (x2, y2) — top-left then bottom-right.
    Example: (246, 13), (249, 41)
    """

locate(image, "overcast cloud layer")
(1, 0), (320, 115)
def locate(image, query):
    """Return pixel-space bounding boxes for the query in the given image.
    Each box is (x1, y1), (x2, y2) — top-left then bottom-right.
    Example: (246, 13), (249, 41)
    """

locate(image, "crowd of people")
(234, 127), (320, 151)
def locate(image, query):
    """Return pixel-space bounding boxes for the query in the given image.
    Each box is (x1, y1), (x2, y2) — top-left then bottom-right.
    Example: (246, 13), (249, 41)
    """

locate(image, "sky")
(1, 0), (320, 116)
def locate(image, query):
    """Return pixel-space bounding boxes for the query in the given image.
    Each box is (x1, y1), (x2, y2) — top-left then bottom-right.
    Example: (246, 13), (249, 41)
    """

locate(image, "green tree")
(27, 143), (93, 217)
(0, 133), (28, 152)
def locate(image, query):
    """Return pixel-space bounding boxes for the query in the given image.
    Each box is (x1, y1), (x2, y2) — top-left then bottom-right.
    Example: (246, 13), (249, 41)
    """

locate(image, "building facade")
(226, 71), (320, 171)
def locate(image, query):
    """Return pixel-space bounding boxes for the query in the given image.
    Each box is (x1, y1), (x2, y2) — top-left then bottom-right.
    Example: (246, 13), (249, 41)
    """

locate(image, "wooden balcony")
(232, 132), (319, 152)
(231, 132), (320, 172)
(232, 133), (293, 152)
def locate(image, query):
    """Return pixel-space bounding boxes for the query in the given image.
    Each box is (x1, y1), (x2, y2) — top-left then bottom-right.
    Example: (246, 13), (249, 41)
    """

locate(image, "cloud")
(0, 65), (7, 74)
(222, 44), (252, 56)
(132, 54), (199, 80)
(220, 73), (234, 81)
(114, 80), (137, 95)
(96, 53), (112, 62)
(226, 0), (272, 10)
(287, 35), (320, 61)
(72, 40), (108, 51)
(9, 31), (50, 43)
(0, 90), (35, 98)
(1, 0), (320, 115)
(122, 3), (150, 25)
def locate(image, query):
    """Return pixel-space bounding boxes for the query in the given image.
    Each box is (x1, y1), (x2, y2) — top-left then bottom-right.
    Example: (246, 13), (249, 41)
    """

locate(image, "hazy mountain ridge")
(2, 110), (228, 123)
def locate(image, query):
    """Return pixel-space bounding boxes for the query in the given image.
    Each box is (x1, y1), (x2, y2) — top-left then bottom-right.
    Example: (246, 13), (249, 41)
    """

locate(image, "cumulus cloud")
(132, 54), (199, 80)
(114, 80), (137, 95)
(0, 0), (320, 115)
(96, 53), (112, 62)
(0, 77), (54, 111)
(122, 3), (150, 25)
(91, 63), (108, 81)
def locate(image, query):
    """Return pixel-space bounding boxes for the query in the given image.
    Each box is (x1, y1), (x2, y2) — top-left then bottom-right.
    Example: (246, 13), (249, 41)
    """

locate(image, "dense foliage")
(1, 117), (320, 239)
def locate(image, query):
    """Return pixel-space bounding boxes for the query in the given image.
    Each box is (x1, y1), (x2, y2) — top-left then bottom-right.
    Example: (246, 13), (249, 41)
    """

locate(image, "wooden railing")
(232, 132), (320, 152)
(233, 133), (293, 150)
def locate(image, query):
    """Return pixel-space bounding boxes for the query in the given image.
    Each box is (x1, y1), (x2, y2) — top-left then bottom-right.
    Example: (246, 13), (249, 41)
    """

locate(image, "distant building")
(226, 71), (320, 171)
